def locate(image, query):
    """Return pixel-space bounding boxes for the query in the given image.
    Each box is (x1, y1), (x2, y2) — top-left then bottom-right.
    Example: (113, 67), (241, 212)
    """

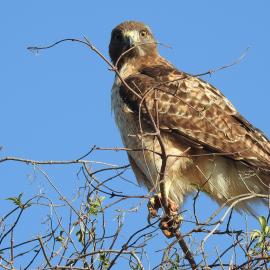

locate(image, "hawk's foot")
(147, 193), (179, 217)
(159, 214), (183, 238)
(147, 193), (182, 238)
(147, 194), (162, 218)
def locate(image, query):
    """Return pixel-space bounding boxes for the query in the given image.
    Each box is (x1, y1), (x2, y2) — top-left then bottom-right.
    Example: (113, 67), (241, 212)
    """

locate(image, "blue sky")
(1, 0), (270, 268)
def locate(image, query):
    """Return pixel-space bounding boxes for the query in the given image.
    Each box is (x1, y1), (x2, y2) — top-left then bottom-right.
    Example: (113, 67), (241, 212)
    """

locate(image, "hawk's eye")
(140, 30), (148, 38)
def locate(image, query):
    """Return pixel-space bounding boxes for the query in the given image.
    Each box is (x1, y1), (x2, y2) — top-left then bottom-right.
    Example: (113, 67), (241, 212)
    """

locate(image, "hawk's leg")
(147, 193), (182, 238)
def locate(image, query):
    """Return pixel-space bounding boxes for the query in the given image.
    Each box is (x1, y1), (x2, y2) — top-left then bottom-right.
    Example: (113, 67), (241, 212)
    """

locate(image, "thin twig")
(38, 236), (52, 268)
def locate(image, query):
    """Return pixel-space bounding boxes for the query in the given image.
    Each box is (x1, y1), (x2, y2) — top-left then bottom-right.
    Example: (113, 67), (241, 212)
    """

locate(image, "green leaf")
(99, 252), (109, 269)
(87, 197), (105, 216)
(258, 235), (264, 244)
(175, 253), (180, 264)
(6, 193), (24, 208)
(251, 230), (261, 240)
(265, 226), (270, 236)
(55, 230), (65, 242)
(258, 216), (267, 231)
(76, 229), (85, 244)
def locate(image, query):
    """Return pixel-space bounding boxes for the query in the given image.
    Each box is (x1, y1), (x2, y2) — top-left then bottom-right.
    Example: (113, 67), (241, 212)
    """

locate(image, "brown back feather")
(119, 61), (270, 172)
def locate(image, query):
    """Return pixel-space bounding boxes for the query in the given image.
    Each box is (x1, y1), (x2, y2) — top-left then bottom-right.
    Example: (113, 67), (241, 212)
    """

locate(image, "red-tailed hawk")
(109, 21), (270, 213)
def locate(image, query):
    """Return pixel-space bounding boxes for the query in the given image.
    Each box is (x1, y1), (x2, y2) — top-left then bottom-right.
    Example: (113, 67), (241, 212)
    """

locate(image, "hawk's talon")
(147, 193), (182, 237)
(147, 193), (179, 217)
(147, 194), (162, 219)
(159, 214), (183, 238)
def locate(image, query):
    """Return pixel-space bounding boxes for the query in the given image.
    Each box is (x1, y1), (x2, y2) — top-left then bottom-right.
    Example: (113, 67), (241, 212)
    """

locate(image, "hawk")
(109, 21), (270, 213)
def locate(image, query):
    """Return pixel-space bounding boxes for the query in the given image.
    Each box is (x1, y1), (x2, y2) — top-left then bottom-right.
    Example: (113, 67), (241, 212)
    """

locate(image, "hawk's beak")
(123, 31), (138, 48)
(125, 36), (134, 48)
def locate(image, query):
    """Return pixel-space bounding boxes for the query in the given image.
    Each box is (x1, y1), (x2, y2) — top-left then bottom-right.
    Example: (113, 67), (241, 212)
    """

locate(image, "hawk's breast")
(111, 78), (138, 146)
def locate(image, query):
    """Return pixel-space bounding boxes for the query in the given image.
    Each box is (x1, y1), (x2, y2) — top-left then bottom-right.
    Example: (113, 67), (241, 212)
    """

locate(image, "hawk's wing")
(119, 64), (270, 171)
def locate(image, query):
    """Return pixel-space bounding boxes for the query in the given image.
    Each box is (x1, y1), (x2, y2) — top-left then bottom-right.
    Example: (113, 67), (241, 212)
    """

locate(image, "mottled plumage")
(110, 21), (270, 212)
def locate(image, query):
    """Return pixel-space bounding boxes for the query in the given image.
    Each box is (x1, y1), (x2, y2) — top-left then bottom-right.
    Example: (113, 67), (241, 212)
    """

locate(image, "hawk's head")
(109, 21), (158, 68)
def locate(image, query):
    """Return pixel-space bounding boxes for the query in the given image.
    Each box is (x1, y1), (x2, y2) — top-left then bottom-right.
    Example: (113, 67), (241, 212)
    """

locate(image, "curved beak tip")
(123, 33), (136, 48)
(127, 36), (134, 47)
